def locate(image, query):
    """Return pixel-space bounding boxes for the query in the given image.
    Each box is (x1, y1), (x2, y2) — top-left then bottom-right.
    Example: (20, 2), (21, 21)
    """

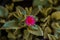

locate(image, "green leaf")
(51, 11), (60, 20)
(24, 30), (30, 40)
(31, 7), (39, 16)
(38, 5), (43, 11)
(48, 0), (58, 4)
(30, 25), (39, 30)
(33, 0), (48, 6)
(55, 28), (60, 33)
(16, 6), (26, 15)
(8, 33), (16, 39)
(2, 20), (19, 29)
(54, 6), (60, 11)
(48, 34), (56, 40)
(54, 32), (59, 39)
(27, 26), (43, 36)
(0, 6), (8, 17)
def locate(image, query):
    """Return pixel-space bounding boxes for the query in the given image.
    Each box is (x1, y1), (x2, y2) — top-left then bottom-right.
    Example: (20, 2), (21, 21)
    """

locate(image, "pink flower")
(25, 15), (36, 26)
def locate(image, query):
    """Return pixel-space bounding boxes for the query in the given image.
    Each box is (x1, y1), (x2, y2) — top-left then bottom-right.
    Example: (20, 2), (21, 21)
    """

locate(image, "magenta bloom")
(25, 16), (36, 26)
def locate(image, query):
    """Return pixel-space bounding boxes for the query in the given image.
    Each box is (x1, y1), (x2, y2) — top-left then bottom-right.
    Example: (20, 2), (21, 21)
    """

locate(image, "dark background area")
(0, 0), (33, 7)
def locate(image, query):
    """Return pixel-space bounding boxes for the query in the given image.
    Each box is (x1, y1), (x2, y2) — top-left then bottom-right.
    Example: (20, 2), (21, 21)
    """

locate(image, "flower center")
(25, 15), (36, 26)
(28, 17), (33, 23)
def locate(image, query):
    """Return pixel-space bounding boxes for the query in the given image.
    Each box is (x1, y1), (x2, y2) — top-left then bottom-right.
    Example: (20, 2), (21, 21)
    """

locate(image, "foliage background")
(0, 0), (60, 40)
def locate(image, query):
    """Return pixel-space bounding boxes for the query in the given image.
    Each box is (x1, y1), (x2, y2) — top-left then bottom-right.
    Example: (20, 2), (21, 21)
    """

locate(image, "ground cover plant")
(0, 0), (60, 40)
